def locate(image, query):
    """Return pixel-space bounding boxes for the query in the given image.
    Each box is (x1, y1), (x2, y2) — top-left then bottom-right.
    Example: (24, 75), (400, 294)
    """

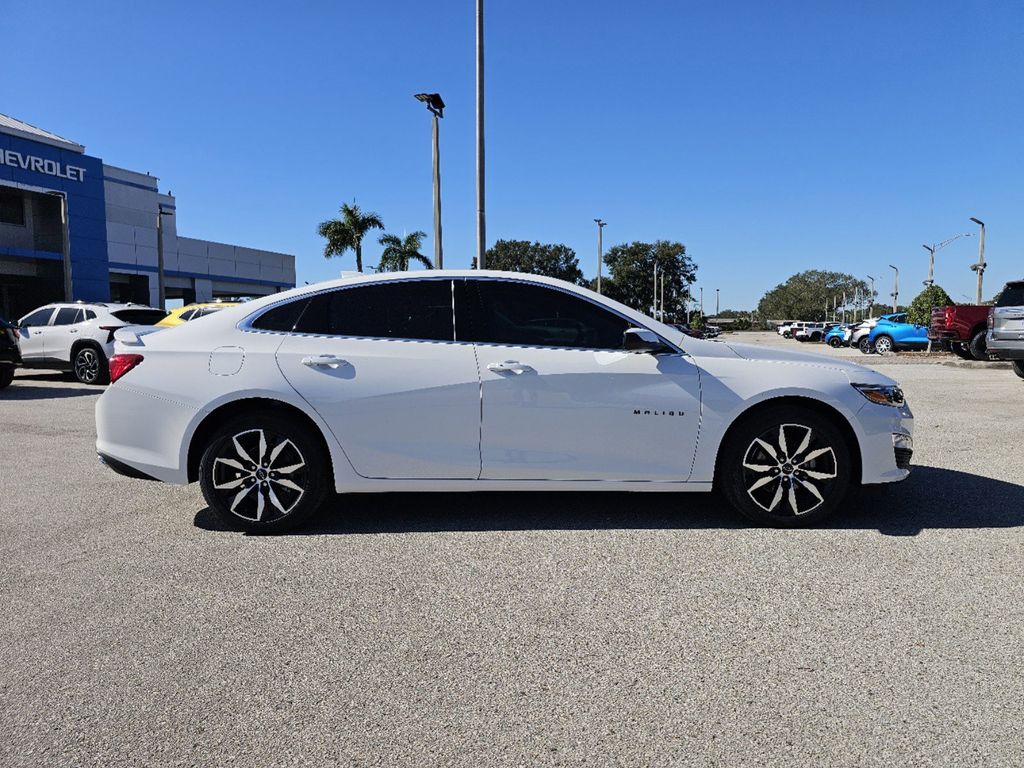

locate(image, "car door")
(272, 278), (482, 480)
(16, 307), (56, 361)
(46, 307), (84, 361)
(463, 278), (702, 482)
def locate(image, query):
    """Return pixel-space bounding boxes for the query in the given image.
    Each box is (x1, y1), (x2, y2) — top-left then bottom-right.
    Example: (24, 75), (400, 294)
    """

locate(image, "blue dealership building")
(0, 114), (295, 319)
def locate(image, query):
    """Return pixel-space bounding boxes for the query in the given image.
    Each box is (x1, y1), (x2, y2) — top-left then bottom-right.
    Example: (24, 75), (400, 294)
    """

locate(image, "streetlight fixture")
(969, 217), (986, 303)
(921, 232), (971, 287)
(889, 265), (899, 312)
(414, 92), (445, 269)
(594, 219), (606, 293)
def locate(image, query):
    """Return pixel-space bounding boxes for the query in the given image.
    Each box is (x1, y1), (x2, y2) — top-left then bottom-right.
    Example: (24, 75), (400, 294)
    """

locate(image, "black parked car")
(0, 316), (21, 388)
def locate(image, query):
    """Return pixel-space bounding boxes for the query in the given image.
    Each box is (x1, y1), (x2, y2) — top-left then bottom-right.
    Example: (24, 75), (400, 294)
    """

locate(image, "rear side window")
(112, 309), (169, 325)
(997, 283), (1024, 307)
(52, 308), (83, 325)
(251, 299), (311, 332)
(468, 280), (631, 350)
(294, 281), (454, 341)
(85, 310), (96, 320)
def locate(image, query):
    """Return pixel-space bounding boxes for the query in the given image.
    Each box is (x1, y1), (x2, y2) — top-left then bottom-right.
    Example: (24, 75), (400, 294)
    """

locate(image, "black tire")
(1012, 360), (1024, 380)
(873, 335), (894, 355)
(951, 343), (974, 360)
(718, 405), (853, 527)
(968, 329), (988, 361)
(828, 337), (842, 348)
(858, 336), (874, 354)
(783, 331), (791, 339)
(198, 413), (329, 533)
(0, 366), (13, 389)
(73, 344), (109, 385)
(810, 332), (822, 342)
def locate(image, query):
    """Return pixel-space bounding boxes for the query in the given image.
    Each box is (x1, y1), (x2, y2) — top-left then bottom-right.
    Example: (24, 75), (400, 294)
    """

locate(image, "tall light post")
(715, 288), (720, 317)
(594, 219), (606, 293)
(969, 217), (986, 303)
(889, 264), (899, 312)
(699, 286), (704, 318)
(414, 93), (445, 269)
(475, 0), (486, 268)
(922, 232), (971, 287)
(156, 206), (174, 308)
(866, 275), (876, 315)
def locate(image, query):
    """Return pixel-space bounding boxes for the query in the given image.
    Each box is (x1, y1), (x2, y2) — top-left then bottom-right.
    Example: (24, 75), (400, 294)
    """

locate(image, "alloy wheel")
(211, 428), (309, 523)
(75, 348), (100, 383)
(874, 336), (893, 354)
(741, 423), (838, 516)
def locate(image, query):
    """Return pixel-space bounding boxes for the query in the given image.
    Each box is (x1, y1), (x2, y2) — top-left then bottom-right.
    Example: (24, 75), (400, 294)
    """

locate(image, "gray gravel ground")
(2, 342), (1023, 767)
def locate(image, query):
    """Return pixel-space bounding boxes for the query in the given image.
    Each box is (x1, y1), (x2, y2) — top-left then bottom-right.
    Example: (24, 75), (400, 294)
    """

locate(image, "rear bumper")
(986, 336), (1024, 360)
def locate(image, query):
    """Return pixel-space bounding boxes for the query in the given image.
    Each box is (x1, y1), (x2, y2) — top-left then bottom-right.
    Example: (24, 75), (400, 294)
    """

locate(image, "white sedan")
(95, 271), (913, 532)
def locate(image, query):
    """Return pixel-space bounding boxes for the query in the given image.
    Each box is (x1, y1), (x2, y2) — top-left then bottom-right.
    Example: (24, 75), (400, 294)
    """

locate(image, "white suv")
(17, 302), (167, 384)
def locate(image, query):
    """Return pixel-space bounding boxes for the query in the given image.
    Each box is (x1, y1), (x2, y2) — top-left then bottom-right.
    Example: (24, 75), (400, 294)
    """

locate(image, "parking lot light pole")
(889, 265), (899, 312)
(715, 288), (720, 317)
(475, 0), (486, 269)
(594, 219), (606, 293)
(969, 217), (986, 303)
(866, 275), (876, 314)
(414, 93), (445, 269)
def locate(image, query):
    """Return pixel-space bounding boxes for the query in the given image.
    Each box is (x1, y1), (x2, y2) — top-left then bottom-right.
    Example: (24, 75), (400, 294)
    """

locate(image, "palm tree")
(317, 202), (384, 273)
(377, 231), (433, 271)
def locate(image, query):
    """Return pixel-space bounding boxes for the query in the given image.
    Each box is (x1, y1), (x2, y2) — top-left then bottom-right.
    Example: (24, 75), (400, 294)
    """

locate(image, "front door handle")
(301, 354), (349, 369)
(487, 360), (533, 374)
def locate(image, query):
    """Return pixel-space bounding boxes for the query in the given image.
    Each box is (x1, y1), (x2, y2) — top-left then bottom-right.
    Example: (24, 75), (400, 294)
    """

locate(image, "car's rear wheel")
(858, 337), (874, 354)
(719, 406), (852, 526)
(873, 335), (894, 355)
(1012, 360), (1024, 380)
(0, 366), (13, 389)
(968, 330), (988, 361)
(73, 344), (109, 385)
(828, 337), (842, 348)
(199, 414), (329, 533)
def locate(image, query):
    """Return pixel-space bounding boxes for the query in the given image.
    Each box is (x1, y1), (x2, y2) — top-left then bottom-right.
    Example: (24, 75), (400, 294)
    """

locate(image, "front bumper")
(854, 398), (914, 484)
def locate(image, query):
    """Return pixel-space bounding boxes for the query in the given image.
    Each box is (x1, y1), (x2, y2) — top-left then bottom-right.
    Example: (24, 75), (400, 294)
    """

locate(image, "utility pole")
(594, 219), (606, 293)
(475, 0), (486, 268)
(715, 288), (720, 317)
(970, 217), (986, 303)
(832, 295), (837, 322)
(889, 265), (899, 312)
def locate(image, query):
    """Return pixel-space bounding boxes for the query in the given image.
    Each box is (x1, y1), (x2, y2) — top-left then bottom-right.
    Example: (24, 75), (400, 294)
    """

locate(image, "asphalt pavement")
(2, 340), (1022, 767)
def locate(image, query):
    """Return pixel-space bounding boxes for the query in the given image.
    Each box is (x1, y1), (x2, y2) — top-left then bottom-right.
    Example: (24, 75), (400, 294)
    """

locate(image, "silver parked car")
(987, 280), (1024, 380)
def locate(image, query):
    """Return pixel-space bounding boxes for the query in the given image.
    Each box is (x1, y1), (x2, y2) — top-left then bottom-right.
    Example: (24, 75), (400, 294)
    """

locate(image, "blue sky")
(4, 0), (1022, 309)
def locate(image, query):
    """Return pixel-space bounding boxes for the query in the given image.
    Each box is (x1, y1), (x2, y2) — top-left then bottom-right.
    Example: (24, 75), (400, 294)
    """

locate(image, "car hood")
(713, 340), (892, 381)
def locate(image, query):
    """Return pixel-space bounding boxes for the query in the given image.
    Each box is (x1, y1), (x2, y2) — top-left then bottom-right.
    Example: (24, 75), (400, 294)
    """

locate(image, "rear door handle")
(487, 360), (533, 374)
(301, 354), (349, 369)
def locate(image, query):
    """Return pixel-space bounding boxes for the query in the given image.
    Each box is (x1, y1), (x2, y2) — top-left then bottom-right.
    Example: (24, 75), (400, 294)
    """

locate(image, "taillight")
(99, 324), (123, 343)
(988, 308), (995, 330)
(945, 307), (953, 327)
(109, 353), (144, 383)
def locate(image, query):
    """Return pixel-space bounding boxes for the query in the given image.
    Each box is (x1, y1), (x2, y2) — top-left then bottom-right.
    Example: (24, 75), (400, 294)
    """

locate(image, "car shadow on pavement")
(193, 465), (1023, 538)
(3, 373), (99, 399)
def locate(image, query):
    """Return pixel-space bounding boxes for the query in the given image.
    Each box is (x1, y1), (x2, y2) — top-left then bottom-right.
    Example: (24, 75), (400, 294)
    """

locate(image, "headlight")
(852, 383), (905, 406)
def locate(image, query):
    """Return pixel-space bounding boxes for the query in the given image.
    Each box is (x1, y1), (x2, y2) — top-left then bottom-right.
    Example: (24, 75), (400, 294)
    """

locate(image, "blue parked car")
(863, 315), (928, 354)
(823, 324), (852, 347)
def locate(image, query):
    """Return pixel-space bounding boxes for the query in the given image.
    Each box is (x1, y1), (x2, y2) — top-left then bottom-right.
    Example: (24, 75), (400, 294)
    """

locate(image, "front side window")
(294, 280), (454, 341)
(468, 280), (631, 350)
(52, 308), (83, 326)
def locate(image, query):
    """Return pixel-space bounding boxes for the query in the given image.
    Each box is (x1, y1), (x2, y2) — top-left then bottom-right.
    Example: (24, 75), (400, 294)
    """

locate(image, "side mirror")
(623, 328), (672, 354)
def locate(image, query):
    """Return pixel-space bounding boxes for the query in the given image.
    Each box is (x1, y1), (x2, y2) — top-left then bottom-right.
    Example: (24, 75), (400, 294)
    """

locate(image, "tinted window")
(85, 310), (96, 320)
(179, 309), (198, 322)
(20, 308), (54, 326)
(251, 299), (311, 332)
(295, 281), (454, 341)
(52, 308), (82, 326)
(112, 309), (169, 325)
(997, 283), (1024, 307)
(469, 280), (631, 349)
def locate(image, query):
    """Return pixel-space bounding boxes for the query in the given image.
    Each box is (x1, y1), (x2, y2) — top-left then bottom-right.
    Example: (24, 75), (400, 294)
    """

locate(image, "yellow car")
(156, 301), (241, 327)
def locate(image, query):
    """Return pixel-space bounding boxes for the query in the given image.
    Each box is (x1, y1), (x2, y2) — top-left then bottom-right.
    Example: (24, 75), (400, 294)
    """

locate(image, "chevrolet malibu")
(95, 271), (913, 532)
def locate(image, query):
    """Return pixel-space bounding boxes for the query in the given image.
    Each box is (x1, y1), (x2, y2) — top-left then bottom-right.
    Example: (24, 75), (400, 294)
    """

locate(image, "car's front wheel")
(73, 344), (109, 385)
(828, 337), (842, 348)
(719, 406), (852, 526)
(873, 335), (894, 355)
(1012, 360), (1024, 380)
(198, 414), (329, 533)
(858, 337), (874, 354)
(0, 366), (13, 389)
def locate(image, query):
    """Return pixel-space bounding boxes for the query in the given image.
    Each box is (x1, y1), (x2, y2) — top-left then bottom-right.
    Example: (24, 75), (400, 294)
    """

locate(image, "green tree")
(757, 271), (869, 322)
(317, 202), (384, 273)
(377, 231), (432, 271)
(907, 284), (954, 326)
(479, 240), (585, 284)
(601, 240), (697, 321)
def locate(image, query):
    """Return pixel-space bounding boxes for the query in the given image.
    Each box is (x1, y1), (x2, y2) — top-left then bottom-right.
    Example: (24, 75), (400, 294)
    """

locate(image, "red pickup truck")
(929, 305), (990, 360)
